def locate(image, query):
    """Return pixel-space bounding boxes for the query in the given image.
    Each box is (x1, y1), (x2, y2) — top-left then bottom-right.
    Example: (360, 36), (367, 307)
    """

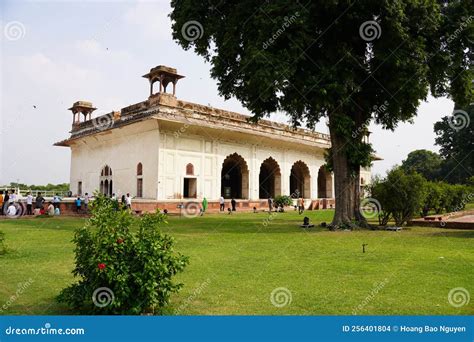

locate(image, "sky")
(0, 0), (456, 185)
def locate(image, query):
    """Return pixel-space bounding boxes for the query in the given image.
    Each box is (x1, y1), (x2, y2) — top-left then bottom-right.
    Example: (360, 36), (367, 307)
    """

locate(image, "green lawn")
(0, 210), (472, 315)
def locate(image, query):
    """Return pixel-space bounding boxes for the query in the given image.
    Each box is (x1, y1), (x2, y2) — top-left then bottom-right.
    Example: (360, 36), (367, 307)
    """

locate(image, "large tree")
(400, 149), (442, 181)
(434, 103), (474, 184)
(170, 0), (472, 227)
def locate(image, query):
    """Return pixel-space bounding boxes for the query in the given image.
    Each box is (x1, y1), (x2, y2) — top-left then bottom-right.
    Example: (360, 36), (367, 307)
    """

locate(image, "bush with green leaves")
(368, 168), (427, 226)
(273, 195), (293, 209)
(0, 230), (6, 255)
(58, 194), (189, 314)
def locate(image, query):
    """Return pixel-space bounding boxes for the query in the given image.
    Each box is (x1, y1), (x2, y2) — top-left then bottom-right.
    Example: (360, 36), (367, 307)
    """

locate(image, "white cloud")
(123, 1), (172, 41)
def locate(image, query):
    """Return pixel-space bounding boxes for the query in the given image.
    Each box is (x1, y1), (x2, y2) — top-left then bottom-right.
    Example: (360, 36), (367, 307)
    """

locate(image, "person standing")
(2, 191), (9, 214)
(84, 193), (90, 211)
(268, 197), (273, 212)
(219, 196), (225, 212)
(298, 197), (305, 214)
(53, 193), (62, 209)
(75, 197), (82, 213)
(26, 192), (33, 215)
(125, 193), (132, 210)
(231, 198), (237, 211)
(0, 191), (3, 215)
(9, 190), (16, 204)
(35, 192), (45, 211)
(202, 197), (208, 215)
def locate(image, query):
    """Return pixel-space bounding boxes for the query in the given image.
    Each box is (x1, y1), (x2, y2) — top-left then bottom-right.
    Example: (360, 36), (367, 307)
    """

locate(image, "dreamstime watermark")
(3, 21), (26, 41)
(447, 15), (473, 44)
(352, 278), (389, 315)
(181, 20), (204, 42)
(270, 287), (292, 308)
(448, 287), (470, 308)
(352, 101), (388, 139)
(0, 278), (34, 313)
(174, 123), (190, 138)
(359, 20), (381, 42)
(92, 110), (115, 131)
(174, 278), (211, 314)
(92, 287), (115, 308)
(262, 12), (300, 49)
(359, 197), (381, 219)
(178, 202), (201, 218)
(447, 109), (470, 132)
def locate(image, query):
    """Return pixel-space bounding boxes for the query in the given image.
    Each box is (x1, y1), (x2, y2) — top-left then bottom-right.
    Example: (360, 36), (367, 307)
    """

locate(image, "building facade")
(56, 65), (372, 211)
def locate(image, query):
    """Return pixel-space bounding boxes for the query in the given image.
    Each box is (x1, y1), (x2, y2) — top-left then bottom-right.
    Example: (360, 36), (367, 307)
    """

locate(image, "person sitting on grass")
(47, 202), (55, 216)
(75, 197), (82, 213)
(6, 202), (17, 217)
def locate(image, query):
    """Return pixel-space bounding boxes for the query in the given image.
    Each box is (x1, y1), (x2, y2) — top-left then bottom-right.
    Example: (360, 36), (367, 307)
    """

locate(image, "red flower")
(116, 238), (124, 244)
(98, 263), (106, 270)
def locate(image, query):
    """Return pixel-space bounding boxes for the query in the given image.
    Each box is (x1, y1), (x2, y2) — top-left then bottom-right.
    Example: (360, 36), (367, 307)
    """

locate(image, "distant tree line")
(1, 182), (70, 192)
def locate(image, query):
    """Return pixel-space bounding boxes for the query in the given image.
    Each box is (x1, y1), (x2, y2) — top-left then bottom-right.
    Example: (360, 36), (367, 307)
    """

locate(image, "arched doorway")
(290, 161), (310, 198)
(259, 157), (281, 199)
(221, 153), (249, 199)
(317, 165), (333, 198)
(100, 165), (113, 196)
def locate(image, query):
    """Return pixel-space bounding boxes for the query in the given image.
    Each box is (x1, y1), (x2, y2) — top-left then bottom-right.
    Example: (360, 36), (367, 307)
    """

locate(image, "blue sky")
(0, 0), (455, 185)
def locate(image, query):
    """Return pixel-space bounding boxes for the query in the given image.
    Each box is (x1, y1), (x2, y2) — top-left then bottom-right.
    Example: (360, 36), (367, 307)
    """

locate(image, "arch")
(99, 165), (113, 196)
(317, 165), (333, 198)
(259, 157), (281, 199)
(290, 161), (311, 198)
(186, 163), (194, 176)
(221, 153), (249, 199)
(136, 163), (143, 198)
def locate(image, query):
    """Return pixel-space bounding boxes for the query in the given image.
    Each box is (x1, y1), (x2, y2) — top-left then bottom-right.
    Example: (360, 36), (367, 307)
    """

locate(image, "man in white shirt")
(7, 203), (17, 217)
(126, 193), (132, 209)
(26, 192), (33, 215)
(219, 196), (225, 212)
(84, 193), (90, 211)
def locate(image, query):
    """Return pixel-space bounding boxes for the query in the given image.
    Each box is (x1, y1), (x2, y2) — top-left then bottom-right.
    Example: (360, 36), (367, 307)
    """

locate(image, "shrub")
(368, 176), (391, 226)
(0, 231), (6, 255)
(58, 194), (189, 314)
(273, 195), (293, 209)
(371, 168), (427, 226)
(422, 182), (443, 216)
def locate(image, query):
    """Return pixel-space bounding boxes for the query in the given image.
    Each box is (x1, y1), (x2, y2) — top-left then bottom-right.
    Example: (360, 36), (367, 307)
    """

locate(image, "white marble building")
(56, 66), (372, 210)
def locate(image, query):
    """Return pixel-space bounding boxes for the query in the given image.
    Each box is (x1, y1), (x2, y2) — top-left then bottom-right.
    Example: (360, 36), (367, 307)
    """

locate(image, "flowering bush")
(58, 194), (189, 314)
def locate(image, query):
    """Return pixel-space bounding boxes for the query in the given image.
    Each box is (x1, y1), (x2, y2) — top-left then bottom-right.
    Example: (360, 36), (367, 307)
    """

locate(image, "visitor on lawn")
(84, 193), (90, 211)
(47, 202), (55, 216)
(75, 197), (82, 213)
(53, 193), (62, 209)
(268, 197), (273, 212)
(121, 194), (127, 210)
(126, 193), (132, 209)
(0, 191), (3, 215)
(35, 192), (45, 210)
(6, 202), (17, 217)
(298, 197), (305, 214)
(26, 192), (33, 215)
(9, 190), (17, 204)
(231, 198), (236, 211)
(219, 196), (225, 211)
(202, 197), (208, 214)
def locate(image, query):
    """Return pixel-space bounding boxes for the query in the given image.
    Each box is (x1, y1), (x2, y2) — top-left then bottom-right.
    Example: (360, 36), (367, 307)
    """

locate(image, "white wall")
(70, 120), (159, 199)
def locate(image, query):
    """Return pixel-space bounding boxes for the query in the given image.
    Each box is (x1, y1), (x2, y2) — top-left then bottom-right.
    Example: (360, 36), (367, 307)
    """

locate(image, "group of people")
(0, 190), (68, 217)
(219, 196), (237, 212)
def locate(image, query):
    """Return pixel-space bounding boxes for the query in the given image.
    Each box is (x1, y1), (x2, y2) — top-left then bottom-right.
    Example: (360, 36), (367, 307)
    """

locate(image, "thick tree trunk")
(328, 117), (368, 229)
(329, 125), (354, 227)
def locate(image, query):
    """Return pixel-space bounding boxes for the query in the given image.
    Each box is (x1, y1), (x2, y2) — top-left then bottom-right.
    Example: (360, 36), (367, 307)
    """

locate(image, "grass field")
(0, 210), (472, 315)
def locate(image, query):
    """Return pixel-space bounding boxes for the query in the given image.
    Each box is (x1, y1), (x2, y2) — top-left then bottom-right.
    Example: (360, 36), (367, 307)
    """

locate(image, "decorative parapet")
(58, 94), (330, 148)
